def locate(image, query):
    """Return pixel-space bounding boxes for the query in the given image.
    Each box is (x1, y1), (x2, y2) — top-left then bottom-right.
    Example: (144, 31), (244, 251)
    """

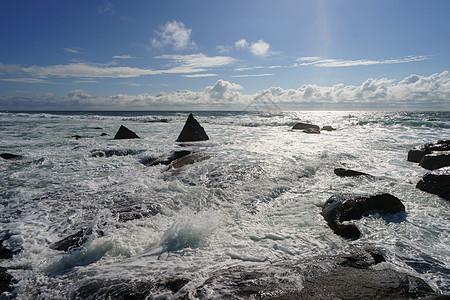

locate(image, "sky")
(1, 0), (449, 110)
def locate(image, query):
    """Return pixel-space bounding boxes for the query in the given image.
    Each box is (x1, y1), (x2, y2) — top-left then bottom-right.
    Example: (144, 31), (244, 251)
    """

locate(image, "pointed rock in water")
(176, 113), (209, 142)
(292, 122), (320, 131)
(321, 193), (405, 239)
(334, 168), (371, 177)
(416, 166), (450, 200)
(114, 125), (140, 139)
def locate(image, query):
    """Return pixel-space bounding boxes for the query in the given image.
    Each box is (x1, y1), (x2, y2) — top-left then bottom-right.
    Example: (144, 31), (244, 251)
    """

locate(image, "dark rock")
(1, 231), (21, 259)
(419, 151), (450, 170)
(141, 150), (193, 167)
(0, 153), (22, 160)
(146, 118), (169, 123)
(292, 122), (320, 131)
(91, 149), (135, 158)
(50, 228), (93, 252)
(176, 113), (209, 142)
(115, 204), (161, 222)
(408, 139), (450, 163)
(0, 267), (13, 293)
(416, 167), (450, 200)
(334, 168), (371, 177)
(100, 133), (108, 136)
(321, 125), (335, 131)
(169, 152), (210, 170)
(72, 278), (152, 300)
(321, 193), (405, 239)
(303, 128), (320, 134)
(114, 125), (140, 140)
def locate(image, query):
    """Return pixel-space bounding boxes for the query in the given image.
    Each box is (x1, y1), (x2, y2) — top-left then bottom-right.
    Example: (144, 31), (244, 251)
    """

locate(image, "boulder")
(334, 168), (371, 177)
(0, 267), (13, 294)
(50, 228), (93, 252)
(321, 193), (405, 239)
(0, 153), (22, 160)
(419, 151), (450, 170)
(169, 152), (210, 170)
(416, 167), (450, 200)
(292, 122), (320, 131)
(408, 139), (450, 163)
(142, 150), (192, 167)
(321, 125), (335, 131)
(176, 114), (209, 142)
(114, 125), (140, 139)
(0, 231), (21, 259)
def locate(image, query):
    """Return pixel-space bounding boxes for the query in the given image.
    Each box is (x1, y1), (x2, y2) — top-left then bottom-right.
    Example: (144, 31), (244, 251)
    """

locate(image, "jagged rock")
(419, 151), (450, 170)
(292, 122), (320, 131)
(114, 125), (140, 140)
(321, 193), (405, 239)
(176, 114), (209, 142)
(0, 153), (22, 160)
(321, 125), (335, 131)
(0, 231), (21, 259)
(50, 228), (93, 252)
(408, 139), (450, 163)
(0, 267), (13, 294)
(334, 168), (371, 177)
(416, 167), (450, 200)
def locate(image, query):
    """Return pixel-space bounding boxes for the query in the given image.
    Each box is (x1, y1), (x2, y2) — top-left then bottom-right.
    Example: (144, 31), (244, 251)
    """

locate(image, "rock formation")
(292, 122), (320, 131)
(408, 139), (450, 165)
(416, 167), (450, 200)
(334, 168), (371, 177)
(419, 151), (450, 170)
(176, 114), (209, 142)
(114, 125), (140, 139)
(321, 193), (405, 239)
(0, 153), (22, 160)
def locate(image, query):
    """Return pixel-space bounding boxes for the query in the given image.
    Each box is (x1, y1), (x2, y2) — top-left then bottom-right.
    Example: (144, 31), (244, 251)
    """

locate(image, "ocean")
(0, 110), (449, 298)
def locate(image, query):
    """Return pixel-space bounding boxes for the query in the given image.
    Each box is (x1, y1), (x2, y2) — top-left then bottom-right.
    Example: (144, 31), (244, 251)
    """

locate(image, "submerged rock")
(176, 113), (209, 142)
(292, 122), (320, 131)
(91, 149), (139, 158)
(321, 125), (335, 131)
(0, 153), (22, 160)
(142, 150), (192, 167)
(50, 228), (93, 252)
(303, 127), (321, 134)
(321, 193), (405, 239)
(114, 125), (140, 139)
(416, 167), (450, 200)
(168, 152), (210, 170)
(419, 151), (450, 170)
(334, 168), (371, 177)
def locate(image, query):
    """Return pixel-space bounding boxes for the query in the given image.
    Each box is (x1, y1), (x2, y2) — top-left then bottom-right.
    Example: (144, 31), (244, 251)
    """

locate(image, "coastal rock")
(91, 149), (137, 158)
(169, 152), (210, 170)
(114, 125), (140, 140)
(321, 193), (405, 239)
(292, 122), (320, 131)
(419, 151), (450, 170)
(142, 150), (192, 167)
(303, 128), (320, 134)
(408, 139), (450, 163)
(50, 228), (93, 252)
(416, 167), (450, 200)
(334, 168), (371, 177)
(146, 118), (169, 123)
(176, 113), (209, 142)
(0, 153), (22, 160)
(1, 231), (21, 259)
(0, 267), (13, 294)
(321, 125), (335, 131)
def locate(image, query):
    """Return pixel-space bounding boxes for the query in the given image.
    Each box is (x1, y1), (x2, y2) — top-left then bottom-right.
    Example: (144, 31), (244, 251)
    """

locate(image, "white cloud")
(63, 47), (82, 54)
(296, 55), (429, 67)
(0, 78), (49, 83)
(151, 20), (196, 50)
(182, 74), (217, 78)
(235, 39), (271, 57)
(112, 55), (135, 59)
(204, 79), (243, 102)
(230, 74), (274, 78)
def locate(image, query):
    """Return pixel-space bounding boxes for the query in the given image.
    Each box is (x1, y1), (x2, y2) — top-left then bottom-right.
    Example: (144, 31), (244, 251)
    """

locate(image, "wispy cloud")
(230, 74), (274, 78)
(182, 74), (218, 78)
(112, 55), (135, 59)
(155, 53), (236, 73)
(296, 55), (429, 67)
(151, 20), (196, 51)
(0, 78), (49, 83)
(98, 1), (115, 15)
(63, 47), (83, 54)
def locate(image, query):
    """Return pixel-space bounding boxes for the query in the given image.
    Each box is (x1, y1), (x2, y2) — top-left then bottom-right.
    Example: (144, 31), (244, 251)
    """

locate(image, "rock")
(169, 152), (210, 170)
(50, 228), (93, 252)
(114, 125), (140, 139)
(321, 193), (405, 239)
(0, 267), (13, 294)
(292, 122), (320, 131)
(100, 133), (108, 136)
(321, 125), (335, 131)
(419, 151), (450, 170)
(334, 168), (371, 177)
(146, 118), (169, 123)
(408, 139), (450, 163)
(142, 150), (192, 167)
(0, 153), (22, 160)
(91, 149), (135, 158)
(303, 128), (320, 134)
(416, 167), (450, 200)
(176, 113), (209, 142)
(0, 231), (21, 259)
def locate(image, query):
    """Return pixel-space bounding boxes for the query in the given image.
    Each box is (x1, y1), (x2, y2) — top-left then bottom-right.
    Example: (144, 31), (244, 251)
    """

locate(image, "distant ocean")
(1, 110), (449, 298)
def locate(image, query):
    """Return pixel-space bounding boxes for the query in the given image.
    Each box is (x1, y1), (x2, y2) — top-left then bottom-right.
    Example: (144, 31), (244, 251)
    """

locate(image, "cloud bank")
(1, 71), (448, 110)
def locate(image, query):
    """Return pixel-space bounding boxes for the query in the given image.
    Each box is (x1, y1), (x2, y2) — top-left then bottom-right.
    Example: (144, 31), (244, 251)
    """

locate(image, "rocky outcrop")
(0, 153), (22, 160)
(142, 150), (210, 171)
(292, 122), (320, 131)
(408, 139), (450, 164)
(114, 125), (140, 139)
(321, 125), (335, 131)
(50, 228), (94, 252)
(0, 267), (13, 294)
(416, 167), (450, 200)
(334, 168), (371, 177)
(1, 231), (21, 259)
(321, 193), (405, 239)
(176, 114), (209, 142)
(419, 151), (450, 170)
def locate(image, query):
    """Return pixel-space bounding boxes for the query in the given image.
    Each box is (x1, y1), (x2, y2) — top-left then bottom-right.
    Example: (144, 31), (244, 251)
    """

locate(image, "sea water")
(0, 111), (449, 298)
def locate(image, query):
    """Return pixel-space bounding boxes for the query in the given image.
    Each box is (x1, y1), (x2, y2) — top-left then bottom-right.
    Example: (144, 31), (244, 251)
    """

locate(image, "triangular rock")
(114, 125), (140, 139)
(176, 113), (209, 142)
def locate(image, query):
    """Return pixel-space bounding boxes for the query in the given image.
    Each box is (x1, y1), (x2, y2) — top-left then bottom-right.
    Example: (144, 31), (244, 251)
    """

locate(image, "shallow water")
(0, 110), (449, 298)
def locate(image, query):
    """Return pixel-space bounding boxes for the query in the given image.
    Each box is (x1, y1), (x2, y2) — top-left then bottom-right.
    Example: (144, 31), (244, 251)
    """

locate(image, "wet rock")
(141, 150), (193, 167)
(0, 153), (22, 160)
(50, 228), (93, 252)
(321, 193), (405, 239)
(321, 125), (335, 131)
(146, 118), (169, 123)
(0, 267), (13, 294)
(303, 128), (320, 134)
(72, 278), (152, 300)
(176, 113), (209, 142)
(100, 133), (108, 136)
(408, 139), (450, 163)
(91, 149), (136, 158)
(115, 204), (161, 222)
(292, 122), (320, 131)
(114, 125), (140, 139)
(416, 167), (450, 200)
(168, 152), (210, 170)
(0, 231), (21, 259)
(419, 151), (450, 170)
(334, 168), (371, 177)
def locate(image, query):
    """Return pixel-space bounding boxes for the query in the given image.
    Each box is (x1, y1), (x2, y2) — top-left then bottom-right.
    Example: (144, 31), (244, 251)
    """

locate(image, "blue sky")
(1, 0), (449, 110)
